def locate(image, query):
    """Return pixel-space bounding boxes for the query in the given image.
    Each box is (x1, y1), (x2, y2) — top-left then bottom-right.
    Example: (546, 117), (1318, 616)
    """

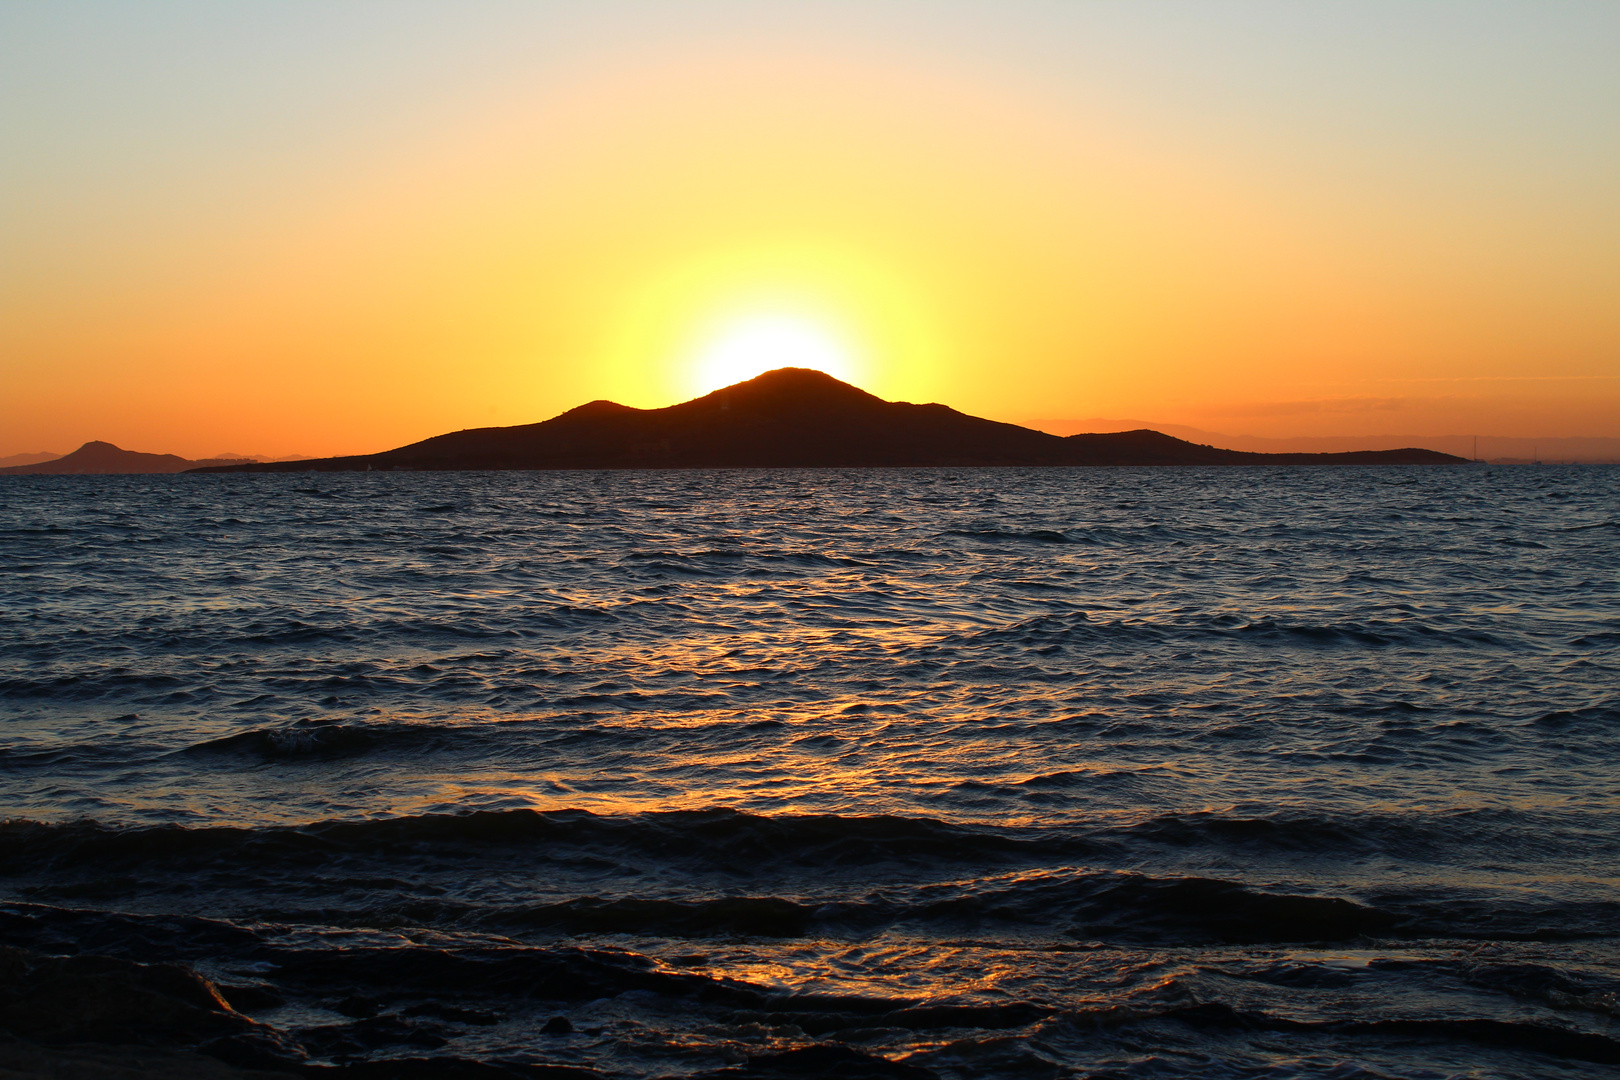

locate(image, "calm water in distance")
(2, 467), (1618, 1077)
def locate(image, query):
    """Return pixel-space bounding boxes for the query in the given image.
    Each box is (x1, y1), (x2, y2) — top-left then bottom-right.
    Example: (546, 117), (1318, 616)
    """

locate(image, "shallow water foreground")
(2, 466), (1618, 1078)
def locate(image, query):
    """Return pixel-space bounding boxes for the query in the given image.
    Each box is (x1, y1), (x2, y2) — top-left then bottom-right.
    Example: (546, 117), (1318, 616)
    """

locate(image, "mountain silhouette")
(0, 441), (257, 475)
(0, 451), (62, 468)
(191, 369), (1466, 472)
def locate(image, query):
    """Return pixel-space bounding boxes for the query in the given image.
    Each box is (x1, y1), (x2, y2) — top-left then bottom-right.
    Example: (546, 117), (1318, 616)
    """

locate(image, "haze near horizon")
(3, 1), (1617, 459)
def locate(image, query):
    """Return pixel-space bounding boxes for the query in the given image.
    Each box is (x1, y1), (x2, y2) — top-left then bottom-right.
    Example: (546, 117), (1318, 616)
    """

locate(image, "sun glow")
(592, 240), (941, 409)
(690, 314), (858, 395)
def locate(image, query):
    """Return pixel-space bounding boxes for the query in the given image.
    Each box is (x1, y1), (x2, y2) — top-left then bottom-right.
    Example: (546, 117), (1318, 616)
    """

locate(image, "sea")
(1, 466), (1617, 1079)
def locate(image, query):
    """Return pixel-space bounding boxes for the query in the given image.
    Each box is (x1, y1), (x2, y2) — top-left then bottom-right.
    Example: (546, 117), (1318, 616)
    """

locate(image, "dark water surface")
(2, 467), (1618, 1078)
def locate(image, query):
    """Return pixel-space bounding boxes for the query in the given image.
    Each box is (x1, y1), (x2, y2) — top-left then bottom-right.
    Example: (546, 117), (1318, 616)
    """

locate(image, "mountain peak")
(559, 399), (639, 419)
(0, 440), (199, 474)
(696, 367), (884, 408)
(738, 367), (848, 387)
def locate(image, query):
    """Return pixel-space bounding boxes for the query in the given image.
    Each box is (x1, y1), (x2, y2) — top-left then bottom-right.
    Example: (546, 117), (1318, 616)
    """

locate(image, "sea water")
(1, 466), (1617, 1077)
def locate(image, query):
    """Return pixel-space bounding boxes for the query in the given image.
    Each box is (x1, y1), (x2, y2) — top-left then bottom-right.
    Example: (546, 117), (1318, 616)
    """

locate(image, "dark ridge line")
(0, 440), (250, 475)
(189, 369), (1467, 473)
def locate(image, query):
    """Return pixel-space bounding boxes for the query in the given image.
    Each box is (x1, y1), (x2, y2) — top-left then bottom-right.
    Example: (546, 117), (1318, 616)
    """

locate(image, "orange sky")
(3, 2), (1617, 458)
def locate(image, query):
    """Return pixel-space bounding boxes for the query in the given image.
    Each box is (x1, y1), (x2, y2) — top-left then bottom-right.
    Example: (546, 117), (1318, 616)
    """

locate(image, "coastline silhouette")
(193, 368), (1465, 473)
(0, 441), (250, 475)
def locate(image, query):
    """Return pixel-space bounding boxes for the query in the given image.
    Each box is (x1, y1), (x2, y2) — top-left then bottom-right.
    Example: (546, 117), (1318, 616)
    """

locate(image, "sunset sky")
(3, 1), (1617, 458)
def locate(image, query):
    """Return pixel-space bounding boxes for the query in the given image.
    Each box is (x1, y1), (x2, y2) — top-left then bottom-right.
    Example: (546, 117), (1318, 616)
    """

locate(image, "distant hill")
(0, 451), (62, 468)
(0, 441), (250, 475)
(1028, 419), (1620, 464)
(194, 369), (1466, 473)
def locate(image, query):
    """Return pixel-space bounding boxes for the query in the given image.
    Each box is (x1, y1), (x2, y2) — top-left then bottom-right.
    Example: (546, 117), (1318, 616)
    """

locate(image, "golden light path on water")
(4, 467), (1618, 1076)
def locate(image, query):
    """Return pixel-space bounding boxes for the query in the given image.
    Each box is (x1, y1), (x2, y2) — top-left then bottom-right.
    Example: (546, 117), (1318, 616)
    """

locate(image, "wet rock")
(0, 945), (299, 1063)
(198, 1032), (308, 1072)
(219, 984), (289, 1013)
(298, 1016), (450, 1056)
(695, 1044), (939, 1079)
(401, 1003), (501, 1026)
(268, 945), (742, 1006)
(332, 996), (381, 1019)
(0, 1037), (299, 1078)
(304, 1058), (604, 1078)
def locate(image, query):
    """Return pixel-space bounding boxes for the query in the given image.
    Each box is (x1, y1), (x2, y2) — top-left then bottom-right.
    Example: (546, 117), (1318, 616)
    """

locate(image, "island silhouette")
(0, 441), (249, 475)
(192, 369), (1465, 472)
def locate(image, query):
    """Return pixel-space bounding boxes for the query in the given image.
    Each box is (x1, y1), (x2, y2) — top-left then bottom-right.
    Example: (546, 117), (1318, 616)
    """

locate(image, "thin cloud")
(1295, 375), (1620, 385)
(1202, 398), (1406, 418)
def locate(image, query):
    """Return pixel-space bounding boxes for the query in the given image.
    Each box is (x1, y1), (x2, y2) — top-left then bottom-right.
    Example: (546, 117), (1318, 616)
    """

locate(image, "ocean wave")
(1530, 702), (1620, 730)
(5, 469), (1620, 1077)
(484, 872), (1400, 945)
(1079, 1002), (1620, 1067)
(0, 808), (1083, 876)
(3, 895), (1617, 1078)
(953, 609), (1508, 651)
(0, 672), (186, 699)
(176, 718), (473, 761)
(7, 804), (1614, 887)
(1105, 806), (1620, 863)
(944, 528), (1078, 545)
(0, 739), (166, 770)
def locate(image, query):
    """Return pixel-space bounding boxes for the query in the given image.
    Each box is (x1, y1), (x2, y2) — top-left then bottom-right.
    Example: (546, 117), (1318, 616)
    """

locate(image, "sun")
(690, 314), (858, 395)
